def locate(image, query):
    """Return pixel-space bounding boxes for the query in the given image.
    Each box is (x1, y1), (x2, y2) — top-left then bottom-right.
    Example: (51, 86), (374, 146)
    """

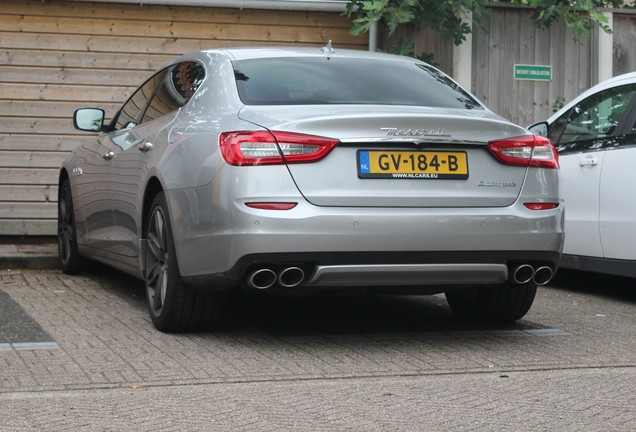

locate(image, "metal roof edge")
(62, 0), (350, 12)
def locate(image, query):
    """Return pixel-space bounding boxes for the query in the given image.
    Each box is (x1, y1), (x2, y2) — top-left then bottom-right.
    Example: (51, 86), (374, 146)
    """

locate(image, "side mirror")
(528, 121), (549, 138)
(73, 108), (105, 132)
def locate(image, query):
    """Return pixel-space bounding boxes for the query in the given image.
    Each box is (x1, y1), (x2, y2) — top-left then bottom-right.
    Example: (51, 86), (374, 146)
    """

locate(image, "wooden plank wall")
(378, 6), (595, 126)
(0, 0), (366, 236)
(614, 13), (636, 76)
(379, 25), (454, 75)
(471, 5), (593, 127)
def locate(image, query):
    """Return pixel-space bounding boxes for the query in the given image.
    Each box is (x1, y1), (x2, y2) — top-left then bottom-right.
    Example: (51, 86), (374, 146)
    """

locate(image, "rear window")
(233, 57), (482, 109)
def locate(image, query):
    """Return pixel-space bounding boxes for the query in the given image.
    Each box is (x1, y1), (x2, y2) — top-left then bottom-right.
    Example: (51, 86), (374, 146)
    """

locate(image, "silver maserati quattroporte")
(59, 46), (563, 332)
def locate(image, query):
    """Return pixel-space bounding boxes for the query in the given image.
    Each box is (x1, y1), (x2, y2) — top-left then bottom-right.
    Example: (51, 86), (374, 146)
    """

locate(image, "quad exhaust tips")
(511, 264), (554, 286)
(247, 267), (305, 289)
(248, 264), (554, 289)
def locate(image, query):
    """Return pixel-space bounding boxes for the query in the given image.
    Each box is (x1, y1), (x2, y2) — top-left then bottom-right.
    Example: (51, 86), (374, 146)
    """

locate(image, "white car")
(530, 72), (636, 278)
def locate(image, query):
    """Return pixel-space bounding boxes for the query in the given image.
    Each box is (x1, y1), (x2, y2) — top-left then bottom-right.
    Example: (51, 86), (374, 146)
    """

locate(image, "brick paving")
(1, 268), (636, 431)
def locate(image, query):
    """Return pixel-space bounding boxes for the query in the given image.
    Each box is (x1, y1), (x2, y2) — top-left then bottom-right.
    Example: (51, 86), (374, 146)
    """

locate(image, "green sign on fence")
(514, 64), (552, 81)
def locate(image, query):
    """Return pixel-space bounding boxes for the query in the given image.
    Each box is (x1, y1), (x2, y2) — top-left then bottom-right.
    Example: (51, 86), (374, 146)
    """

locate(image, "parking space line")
(280, 328), (565, 343)
(0, 342), (59, 351)
(11, 342), (59, 351)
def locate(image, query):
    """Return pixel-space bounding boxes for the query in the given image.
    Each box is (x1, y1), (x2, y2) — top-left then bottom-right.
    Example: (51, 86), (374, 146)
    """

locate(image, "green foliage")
(346, 0), (629, 57)
(514, 0), (623, 39)
(346, 0), (486, 45)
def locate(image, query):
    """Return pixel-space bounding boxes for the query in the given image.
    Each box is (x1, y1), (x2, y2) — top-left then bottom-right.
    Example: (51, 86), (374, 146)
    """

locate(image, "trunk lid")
(238, 105), (530, 207)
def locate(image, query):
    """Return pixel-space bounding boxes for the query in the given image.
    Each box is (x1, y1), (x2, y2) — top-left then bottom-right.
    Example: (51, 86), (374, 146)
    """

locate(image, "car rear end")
(174, 49), (563, 301)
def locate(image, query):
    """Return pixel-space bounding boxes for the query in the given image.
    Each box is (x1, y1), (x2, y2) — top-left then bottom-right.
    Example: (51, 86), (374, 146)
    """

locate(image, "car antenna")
(321, 40), (335, 56)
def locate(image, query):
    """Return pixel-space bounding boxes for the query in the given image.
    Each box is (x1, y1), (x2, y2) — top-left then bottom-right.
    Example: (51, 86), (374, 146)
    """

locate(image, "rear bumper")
(181, 250), (562, 292)
(166, 188), (563, 290)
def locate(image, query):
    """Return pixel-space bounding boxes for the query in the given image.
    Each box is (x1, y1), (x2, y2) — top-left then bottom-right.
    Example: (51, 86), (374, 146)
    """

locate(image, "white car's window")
(233, 57), (482, 110)
(553, 84), (636, 155)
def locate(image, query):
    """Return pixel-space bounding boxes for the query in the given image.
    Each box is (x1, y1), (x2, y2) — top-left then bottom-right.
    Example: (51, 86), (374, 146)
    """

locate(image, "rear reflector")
(245, 202), (298, 210)
(524, 203), (559, 210)
(487, 135), (558, 169)
(220, 130), (339, 166)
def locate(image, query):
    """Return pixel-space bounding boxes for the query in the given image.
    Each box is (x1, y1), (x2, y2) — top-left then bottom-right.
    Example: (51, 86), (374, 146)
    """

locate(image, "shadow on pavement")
(222, 290), (549, 337)
(86, 263), (553, 337)
(549, 268), (636, 304)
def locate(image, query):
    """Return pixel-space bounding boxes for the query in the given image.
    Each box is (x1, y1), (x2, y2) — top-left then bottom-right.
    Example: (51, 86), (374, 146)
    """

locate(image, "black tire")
(58, 179), (84, 275)
(143, 192), (225, 332)
(445, 281), (537, 323)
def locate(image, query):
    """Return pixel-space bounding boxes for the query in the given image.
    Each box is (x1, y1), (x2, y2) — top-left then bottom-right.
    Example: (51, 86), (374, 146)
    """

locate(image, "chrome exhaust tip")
(247, 268), (277, 290)
(278, 267), (305, 288)
(533, 266), (554, 286)
(512, 264), (535, 284)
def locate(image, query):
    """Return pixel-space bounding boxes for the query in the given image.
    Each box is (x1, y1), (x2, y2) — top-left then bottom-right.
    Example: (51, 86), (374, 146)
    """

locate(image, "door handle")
(139, 141), (154, 152)
(103, 151), (115, 160)
(579, 158), (598, 166)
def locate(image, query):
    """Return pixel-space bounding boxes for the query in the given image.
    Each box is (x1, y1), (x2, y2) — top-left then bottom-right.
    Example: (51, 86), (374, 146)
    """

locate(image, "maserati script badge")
(380, 127), (449, 137)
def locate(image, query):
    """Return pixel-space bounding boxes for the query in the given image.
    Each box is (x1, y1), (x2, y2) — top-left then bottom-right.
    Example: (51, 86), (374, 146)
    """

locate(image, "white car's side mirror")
(528, 121), (549, 138)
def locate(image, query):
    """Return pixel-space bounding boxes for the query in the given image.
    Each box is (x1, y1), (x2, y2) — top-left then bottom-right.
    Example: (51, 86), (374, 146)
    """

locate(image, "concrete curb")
(0, 242), (59, 271)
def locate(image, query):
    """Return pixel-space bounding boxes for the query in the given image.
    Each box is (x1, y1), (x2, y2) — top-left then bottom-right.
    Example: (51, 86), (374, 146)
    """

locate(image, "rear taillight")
(487, 135), (558, 169)
(219, 130), (339, 166)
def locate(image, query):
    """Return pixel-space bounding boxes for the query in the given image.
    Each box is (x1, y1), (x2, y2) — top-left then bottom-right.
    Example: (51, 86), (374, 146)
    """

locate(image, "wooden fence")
(471, 5), (594, 127)
(380, 5), (636, 128)
(614, 13), (636, 75)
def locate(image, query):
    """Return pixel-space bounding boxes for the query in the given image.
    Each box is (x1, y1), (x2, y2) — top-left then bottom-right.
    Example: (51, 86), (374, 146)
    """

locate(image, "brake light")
(487, 135), (558, 169)
(219, 130), (339, 166)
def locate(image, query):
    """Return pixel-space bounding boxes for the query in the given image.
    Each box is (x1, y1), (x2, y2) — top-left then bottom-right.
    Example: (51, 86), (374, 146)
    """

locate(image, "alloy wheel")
(145, 207), (169, 317)
(58, 185), (74, 266)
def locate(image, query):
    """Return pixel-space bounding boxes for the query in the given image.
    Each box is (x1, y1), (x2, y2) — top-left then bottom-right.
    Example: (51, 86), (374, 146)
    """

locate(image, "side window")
(627, 106), (636, 135)
(115, 68), (171, 130)
(554, 84), (636, 155)
(141, 61), (205, 124)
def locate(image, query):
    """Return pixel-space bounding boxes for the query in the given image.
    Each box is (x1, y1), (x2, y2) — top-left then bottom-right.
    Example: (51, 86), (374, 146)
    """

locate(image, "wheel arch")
(57, 169), (85, 274)
(141, 177), (165, 237)
(58, 169), (70, 198)
(138, 177), (166, 274)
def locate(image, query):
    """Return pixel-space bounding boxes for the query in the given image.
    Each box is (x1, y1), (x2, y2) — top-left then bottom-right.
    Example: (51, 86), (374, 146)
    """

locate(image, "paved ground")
(0, 252), (635, 430)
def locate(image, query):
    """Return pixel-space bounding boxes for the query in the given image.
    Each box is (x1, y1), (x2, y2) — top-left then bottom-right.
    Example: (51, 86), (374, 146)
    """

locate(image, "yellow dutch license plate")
(357, 150), (468, 179)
